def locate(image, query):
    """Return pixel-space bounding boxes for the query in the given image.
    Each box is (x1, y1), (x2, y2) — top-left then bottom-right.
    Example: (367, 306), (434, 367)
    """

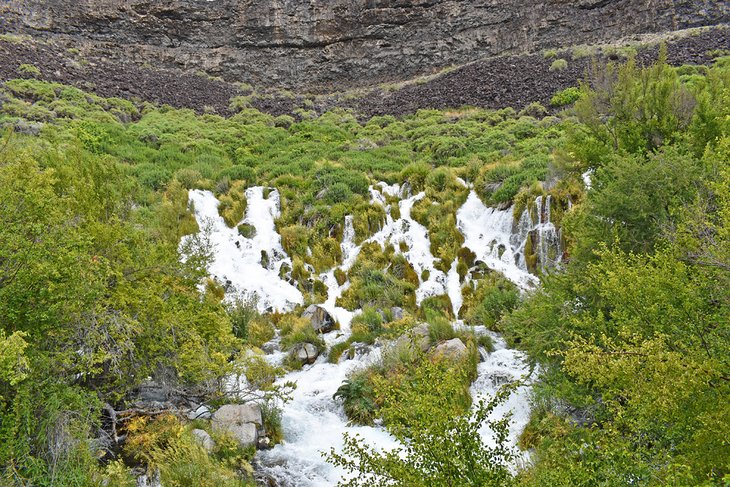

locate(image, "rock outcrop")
(212, 403), (263, 447)
(1, 0), (727, 91)
(433, 338), (468, 361)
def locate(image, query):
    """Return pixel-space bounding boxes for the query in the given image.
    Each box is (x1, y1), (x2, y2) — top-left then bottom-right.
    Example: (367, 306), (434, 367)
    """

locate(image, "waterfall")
(183, 188), (303, 313)
(185, 185), (548, 486)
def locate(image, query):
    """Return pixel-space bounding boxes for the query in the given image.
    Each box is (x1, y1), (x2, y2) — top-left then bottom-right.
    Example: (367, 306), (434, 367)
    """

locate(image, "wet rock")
(191, 428), (215, 452)
(257, 432), (273, 450)
(291, 342), (319, 365)
(212, 403), (263, 447)
(478, 347), (491, 362)
(301, 304), (336, 333)
(341, 342), (371, 361)
(433, 338), (468, 361)
(136, 469), (161, 487)
(260, 341), (279, 354)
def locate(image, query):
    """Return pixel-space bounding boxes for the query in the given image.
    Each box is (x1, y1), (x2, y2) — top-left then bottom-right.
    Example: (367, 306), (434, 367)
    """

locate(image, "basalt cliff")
(1, 0), (728, 90)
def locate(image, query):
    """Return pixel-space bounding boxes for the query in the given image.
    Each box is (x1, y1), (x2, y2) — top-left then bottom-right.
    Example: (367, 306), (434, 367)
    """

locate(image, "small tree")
(326, 384), (519, 487)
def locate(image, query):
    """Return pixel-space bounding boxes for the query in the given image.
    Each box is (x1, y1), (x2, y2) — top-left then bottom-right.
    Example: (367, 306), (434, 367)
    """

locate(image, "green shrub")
(237, 223), (256, 239)
(17, 64), (41, 77)
(333, 371), (377, 425)
(549, 59), (568, 72)
(550, 87), (582, 107)
(227, 294), (259, 340)
(427, 315), (456, 344)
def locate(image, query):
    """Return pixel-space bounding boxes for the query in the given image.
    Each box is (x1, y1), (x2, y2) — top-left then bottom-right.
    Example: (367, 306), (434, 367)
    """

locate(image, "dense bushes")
(501, 53), (730, 485)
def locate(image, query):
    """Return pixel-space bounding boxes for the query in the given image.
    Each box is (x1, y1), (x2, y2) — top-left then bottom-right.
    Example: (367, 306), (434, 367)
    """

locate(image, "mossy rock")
(237, 223), (256, 239)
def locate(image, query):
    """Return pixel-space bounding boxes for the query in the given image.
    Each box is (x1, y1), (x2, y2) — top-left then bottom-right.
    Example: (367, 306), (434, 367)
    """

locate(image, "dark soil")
(1, 26), (728, 119)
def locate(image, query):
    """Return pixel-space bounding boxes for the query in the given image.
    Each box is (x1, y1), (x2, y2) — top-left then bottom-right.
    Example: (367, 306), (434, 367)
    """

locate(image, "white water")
(185, 184), (561, 486)
(185, 188), (303, 313)
(457, 191), (538, 289)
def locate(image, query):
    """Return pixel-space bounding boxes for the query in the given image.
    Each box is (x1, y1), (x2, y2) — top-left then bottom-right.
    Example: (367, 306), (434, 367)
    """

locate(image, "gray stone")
(191, 428), (215, 452)
(302, 304), (336, 333)
(136, 469), (161, 487)
(212, 403), (263, 447)
(395, 323), (431, 354)
(135, 380), (167, 404)
(434, 338), (468, 361)
(340, 342), (371, 362)
(292, 342), (319, 365)
(187, 404), (212, 420)
(390, 307), (404, 321)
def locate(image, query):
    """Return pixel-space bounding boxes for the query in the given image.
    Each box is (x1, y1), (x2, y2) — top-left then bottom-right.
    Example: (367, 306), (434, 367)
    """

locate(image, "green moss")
(237, 223), (256, 238)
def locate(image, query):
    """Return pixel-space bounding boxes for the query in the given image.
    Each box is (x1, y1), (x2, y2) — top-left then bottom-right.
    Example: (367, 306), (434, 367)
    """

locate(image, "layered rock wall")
(1, 0), (728, 90)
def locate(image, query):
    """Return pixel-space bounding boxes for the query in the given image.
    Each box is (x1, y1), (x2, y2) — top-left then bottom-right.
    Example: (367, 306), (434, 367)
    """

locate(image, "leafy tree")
(328, 384), (519, 487)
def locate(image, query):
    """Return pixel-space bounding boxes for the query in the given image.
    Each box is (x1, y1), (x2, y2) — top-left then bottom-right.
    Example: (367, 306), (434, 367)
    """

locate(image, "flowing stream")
(186, 185), (560, 486)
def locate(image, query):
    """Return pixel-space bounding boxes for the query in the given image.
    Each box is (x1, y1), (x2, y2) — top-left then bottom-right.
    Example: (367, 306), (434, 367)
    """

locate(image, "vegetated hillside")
(1, 0), (727, 90)
(0, 48), (728, 485)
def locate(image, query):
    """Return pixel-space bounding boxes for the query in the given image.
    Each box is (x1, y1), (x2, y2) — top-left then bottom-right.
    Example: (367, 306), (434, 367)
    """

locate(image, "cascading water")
(185, 184), (552, 486)
(511, 195), (562, 275)
(458, 191), (538, 289)
(184, 187), (303, 313)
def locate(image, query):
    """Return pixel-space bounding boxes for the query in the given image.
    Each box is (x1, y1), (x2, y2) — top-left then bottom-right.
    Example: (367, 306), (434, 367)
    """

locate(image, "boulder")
(395, 323), (431, 353)
(191, 429), (215, 452)
(291, 342), (319, 365)
(434, 338), (468, 361)
(301, 304), (336, 333)
(136, 469), (161, 487)
(212, 403), (263, 447)
(14, 120), (43, 136)
(135, 380), (168, 405)
(390, 307), (405, 321)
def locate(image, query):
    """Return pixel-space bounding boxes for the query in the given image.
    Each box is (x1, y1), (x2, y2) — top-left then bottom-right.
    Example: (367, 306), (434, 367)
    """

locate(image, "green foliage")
(125, 415), (252, 486)
(504, 95), (730, 484)
(17, 64), (41, 77)
(278, 314), (326, 353)
(333, 371), (378, 425)
(566, 147), (702, 259)
(338, 245), (417, 311)
(420, 294), (454, 320)
(0, 331), (29, 394)
(226, 294), (260, 341)
(550, 87), (582, 107)
(328, 380), (518, 487)
(461, 275), (520, 327)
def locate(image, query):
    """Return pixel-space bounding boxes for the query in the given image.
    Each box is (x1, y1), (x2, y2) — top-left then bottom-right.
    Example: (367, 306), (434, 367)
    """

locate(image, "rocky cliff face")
(1, 0), (728, 90)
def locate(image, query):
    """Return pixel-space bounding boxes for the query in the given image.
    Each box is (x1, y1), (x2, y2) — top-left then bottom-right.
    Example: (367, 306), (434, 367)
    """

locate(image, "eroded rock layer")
(1, 0), (728, 90)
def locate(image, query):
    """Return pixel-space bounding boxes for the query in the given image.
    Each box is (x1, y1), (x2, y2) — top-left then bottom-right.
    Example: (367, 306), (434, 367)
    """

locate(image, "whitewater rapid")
(185, 188), (303, 313)
(185, 185), (553, 486)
